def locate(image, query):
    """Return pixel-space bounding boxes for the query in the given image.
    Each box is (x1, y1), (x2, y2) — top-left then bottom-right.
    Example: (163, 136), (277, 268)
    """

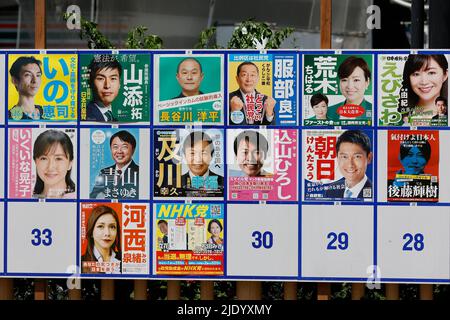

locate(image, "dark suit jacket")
(181, 170), (223, 190)
(172, 91), (204, 99)
(228, 89), (275, 125)
(324, 177), (372, 199)
(90, 160), (139, 198)
(86, 101), (117, 122)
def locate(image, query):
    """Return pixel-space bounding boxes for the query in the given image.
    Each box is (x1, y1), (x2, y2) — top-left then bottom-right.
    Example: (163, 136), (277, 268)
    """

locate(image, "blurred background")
(0, 0), (418, 49)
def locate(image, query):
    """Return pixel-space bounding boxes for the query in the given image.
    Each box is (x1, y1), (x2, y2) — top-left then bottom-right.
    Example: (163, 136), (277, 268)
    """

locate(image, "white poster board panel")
(302, 205), (374, 278)
(227, 204), (298, 277)
(377, 205), (450, 279)
(7, 202), (77, 274)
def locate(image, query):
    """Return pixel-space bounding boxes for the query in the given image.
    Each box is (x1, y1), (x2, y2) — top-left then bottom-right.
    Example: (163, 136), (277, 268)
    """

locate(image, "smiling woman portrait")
(32, 129), (76, 199)
(82, 205), (122, 274)
(399, 54), (449, 125)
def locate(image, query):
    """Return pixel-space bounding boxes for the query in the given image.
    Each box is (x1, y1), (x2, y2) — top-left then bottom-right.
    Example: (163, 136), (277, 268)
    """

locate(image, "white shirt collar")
(188, 170), (210, 180)
(345, 175), (368, 198)
(115, 161), (132, 176)
(93, 245), (118, 263)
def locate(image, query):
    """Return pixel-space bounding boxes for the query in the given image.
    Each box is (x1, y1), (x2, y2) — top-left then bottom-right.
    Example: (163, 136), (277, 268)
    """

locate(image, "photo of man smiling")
(324, 130), (373, 200)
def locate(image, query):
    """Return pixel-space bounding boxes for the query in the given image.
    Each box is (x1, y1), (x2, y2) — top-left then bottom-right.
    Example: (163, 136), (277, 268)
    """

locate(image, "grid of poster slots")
(0, 49), (449, 283)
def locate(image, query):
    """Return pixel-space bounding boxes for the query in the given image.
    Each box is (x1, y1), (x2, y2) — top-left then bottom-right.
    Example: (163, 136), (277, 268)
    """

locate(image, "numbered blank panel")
(227, 204), (298, 277)
(7, 202), (77, 274)
(302, 205), (373, 278)
(378, 131), (450, 202)
(378, 206), (450, 280)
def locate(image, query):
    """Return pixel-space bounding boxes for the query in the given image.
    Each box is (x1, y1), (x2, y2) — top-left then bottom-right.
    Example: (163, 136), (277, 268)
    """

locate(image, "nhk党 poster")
(303, 129), (373, 201)
(303, 54), (373, 126)
(79, 53), (150, 122)
(7, 53), (77, 122)
(81, 202), (149, 275)
(387, 130), (439, 202)
(154, 203), (224, 275)
(153, 54), (224, 125)
(228, 53), (298, 126)
(227, 129), (298, 201)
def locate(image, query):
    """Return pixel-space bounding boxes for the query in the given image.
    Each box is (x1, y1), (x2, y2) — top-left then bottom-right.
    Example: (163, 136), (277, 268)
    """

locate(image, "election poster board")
(0, 49), (450, 284)
(79, 53), (151, 123)
(7, 53), (78, 122)
(153, 54), (224, 125)
(227, 129), (298, 201)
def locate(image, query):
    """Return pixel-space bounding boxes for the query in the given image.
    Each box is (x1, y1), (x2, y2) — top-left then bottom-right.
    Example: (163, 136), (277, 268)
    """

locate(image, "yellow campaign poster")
(8, 54), (77, 121)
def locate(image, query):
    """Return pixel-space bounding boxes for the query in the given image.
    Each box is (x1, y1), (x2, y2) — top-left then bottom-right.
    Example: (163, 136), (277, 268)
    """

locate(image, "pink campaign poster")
(9, 128), (33, 198)
(9, 127), (77, 199)
(227, 129), (298, 201)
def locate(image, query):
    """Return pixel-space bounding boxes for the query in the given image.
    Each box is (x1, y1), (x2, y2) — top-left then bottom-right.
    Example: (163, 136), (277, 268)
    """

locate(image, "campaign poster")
(8, 127), (77, 199)
(88, 128), (141, 199)
(303, 54), (373, 126)
(154, 203), (224, 275)
(79, 53), (150, 122)
(378, 54), (449, 127)
(153, 54), (224, 125)
(303, 129), (373, 201)
(387, 130), (439, 202)
(228, 53), (297, 126)
(227, 129), (298, 201)
(154, 128), (224, 199)
(7, 53), (77, 122)
(81, 202), (149, 275)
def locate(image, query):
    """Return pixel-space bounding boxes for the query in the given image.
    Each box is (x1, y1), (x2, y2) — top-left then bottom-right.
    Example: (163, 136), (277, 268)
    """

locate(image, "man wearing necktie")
(181, 131), (224, 196)
(85, 55), (121, 122)
(229, 61), (276, 125)
(90, 130), (139, 199)
(324, 130), (373, 200)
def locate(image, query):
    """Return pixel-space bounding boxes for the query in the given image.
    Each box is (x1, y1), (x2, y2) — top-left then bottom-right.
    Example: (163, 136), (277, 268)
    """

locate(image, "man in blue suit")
(324, 130), (373, 200)
(85, 55), (122, 122)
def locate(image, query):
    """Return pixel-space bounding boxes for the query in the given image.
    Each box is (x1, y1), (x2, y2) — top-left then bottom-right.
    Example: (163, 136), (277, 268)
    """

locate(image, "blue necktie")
(344, 188), (353, 198)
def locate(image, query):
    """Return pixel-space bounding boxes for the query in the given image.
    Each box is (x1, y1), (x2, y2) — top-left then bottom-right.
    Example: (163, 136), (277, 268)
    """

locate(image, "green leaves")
(227, 19), (295, 49)
(125, 26), (163, 49)
(63, 13), (162, 49)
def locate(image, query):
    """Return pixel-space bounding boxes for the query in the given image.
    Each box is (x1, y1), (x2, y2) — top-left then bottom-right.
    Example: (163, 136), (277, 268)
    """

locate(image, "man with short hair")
(229, 61), (276, 125)
(324, 130), (373, 199)
(181, 131), (223, 190)
(232, 130), (271, 177)
(90, 130), (139, 199)
(9, 56), (44, 120)
(86, 55), (122, 122)
(173, 58), (204, 98)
